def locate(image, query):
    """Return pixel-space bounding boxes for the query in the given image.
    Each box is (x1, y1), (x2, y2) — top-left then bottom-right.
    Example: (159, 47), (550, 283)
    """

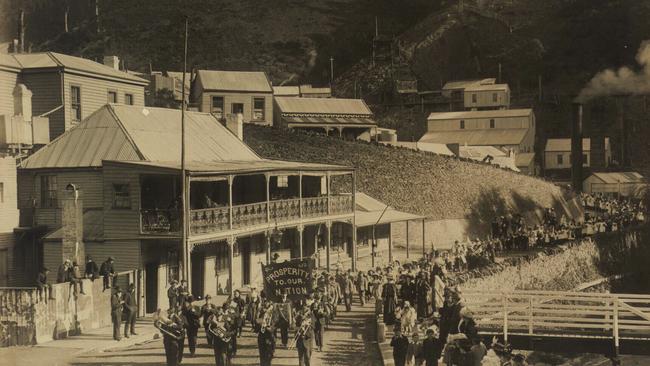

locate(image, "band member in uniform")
(209, 308), (235, 366)
(181, 296), (201, 357)
(294, 302), (316, 366)
(225, 300), (241, 357)
(310, 297), (326, 352)
(155, 308), (186, 366)
(276, 292), (293, 347)
(111, 287), (124, 341)
(201, 295), (218, 346)
(258, 312), (276, 366)
(231, 289), (247, 336)
(247, 287), (263, 331)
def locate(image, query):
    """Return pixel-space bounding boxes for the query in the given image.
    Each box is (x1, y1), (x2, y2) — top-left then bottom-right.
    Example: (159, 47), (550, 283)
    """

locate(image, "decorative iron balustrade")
(330, 195), (354, 215)
(302, 197), (328, 218)
(190, 207), (230, 234)
(232, 202), (268, 229)
(269, 199), (301, 223)
(141, 209), (181, 234)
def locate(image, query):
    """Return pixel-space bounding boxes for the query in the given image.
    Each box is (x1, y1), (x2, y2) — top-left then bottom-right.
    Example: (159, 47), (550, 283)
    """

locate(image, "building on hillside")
(544, 137), (611, 172)
(0, 53), (148, 140)
(419, 109), (536, 154)
(463, 83), (510, 110)
(273, 97), (378, 141)
(18, 104), (355, 313)
(354, 193), (425, 263)
(192, 70), (273, 125)
(441, 78), (497, 110)
(583, 172), (646, 197)
(515, 152), (536, 175)
(148, 71), (192, 103)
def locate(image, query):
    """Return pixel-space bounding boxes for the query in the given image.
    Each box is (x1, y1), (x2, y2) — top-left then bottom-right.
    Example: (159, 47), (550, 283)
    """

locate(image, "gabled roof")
(275, 97), (373, 116)
(427, 109), (533, 120)
(419, 129), (528, 146)
(442, 78), (496, 90)
(21, 104), (260, 169)
(196, 70), (272, 93)
(587, 172), (645, 184)
(545, 138), (591, 152)
(9, 52), (148, 85)
(0, 53), (22, 71)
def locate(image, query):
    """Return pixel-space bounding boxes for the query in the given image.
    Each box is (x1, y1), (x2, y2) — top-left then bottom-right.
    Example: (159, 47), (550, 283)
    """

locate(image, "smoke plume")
(576, 40), (650, 103)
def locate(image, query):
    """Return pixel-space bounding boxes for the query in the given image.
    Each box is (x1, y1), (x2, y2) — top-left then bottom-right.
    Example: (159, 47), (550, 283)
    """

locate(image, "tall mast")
(180, 18), (190, 288)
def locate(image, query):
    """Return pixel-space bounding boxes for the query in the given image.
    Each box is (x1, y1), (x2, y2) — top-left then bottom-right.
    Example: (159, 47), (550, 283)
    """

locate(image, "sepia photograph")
(0, 0), (649, 365)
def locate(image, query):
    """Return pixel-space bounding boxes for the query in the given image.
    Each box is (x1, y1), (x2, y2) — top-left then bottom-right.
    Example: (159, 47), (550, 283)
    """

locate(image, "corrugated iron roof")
(283, 116), (376, 126)
(419, 129), (528, 146)
(442, 78), (496, 90)
(464, 83), (510, 92)
(104, 159), (350, 174)
(515, 152), (536, 167)
(545, 138), (593, 152)
(273, 86), (300, 96)
(355, 192), (424, 227)
(589, 172), (645, 184)
(0, 53), (22, 70)
(196, 70), (272, 92)
(275, 97), (373, 116)
(21, 104), (260, 169)
(428, 109), (533, 120)
(11, 52), (148, 84)
(299, 85), (331, 95)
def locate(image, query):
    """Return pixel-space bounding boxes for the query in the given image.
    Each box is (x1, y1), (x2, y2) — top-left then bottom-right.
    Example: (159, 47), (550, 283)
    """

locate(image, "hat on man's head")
(108, 256), (115, 261)
(205, 294), (212, 300)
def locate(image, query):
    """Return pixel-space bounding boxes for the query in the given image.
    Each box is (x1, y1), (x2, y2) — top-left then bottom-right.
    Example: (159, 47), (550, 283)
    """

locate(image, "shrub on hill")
(243, 125), (572, 221)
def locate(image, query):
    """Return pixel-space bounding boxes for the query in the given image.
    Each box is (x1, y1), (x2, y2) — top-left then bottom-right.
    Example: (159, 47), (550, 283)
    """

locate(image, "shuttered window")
(71, 86), (82, 121)
(40, 175), (57, 208)
(112, 183), (131, 209)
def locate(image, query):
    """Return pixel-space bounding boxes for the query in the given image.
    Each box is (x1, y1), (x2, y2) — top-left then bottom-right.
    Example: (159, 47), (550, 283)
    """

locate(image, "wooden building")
(0, 53), (147, 140)
(192, 70), (274, 125)
(273, 97), (377, 141)
(18, 104), (355, 312)
(583, 172), (646, 197)
(420, 109), (536, 154)
(463, 83), (510, 110)
(544, 138), (611, 172)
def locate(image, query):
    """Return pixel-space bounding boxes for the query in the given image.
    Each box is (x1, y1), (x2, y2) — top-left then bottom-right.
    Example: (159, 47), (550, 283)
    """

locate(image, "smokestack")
(571, 103), (583, 192)
(616, 97), (630, 167)
(103, 55), (120, 70)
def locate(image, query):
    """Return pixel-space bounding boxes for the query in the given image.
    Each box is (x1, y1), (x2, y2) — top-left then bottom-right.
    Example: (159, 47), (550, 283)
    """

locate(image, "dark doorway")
(241, 240), (251, 286)
(145, 262), (158, 313)
(191, 251), (204, 298)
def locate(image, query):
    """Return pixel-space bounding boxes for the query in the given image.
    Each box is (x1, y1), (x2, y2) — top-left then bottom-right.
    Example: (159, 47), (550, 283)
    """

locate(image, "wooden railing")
(461, 290), (650, 343)
(302, 197), (329, 218)
(140, 209), (181, 234)
(190, 207), (229, 234)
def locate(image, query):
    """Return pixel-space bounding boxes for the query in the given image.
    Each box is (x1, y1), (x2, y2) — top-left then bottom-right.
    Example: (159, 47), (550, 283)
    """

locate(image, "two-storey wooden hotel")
(18, 104), (355, 313)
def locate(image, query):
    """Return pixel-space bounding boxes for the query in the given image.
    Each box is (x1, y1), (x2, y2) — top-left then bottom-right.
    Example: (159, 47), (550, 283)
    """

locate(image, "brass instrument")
(209, 317), (232, 343)
(288, 316), (312, 350)
(261, 305), (275, 331)
(154, 312), (184, 340)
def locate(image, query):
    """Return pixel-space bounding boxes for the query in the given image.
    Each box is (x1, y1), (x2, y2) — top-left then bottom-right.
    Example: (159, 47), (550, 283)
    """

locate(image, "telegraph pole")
(180, 18), (190, 288)
(330, 57), (334, 89)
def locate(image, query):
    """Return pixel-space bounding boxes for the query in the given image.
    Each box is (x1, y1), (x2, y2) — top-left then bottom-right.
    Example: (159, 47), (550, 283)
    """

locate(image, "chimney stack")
(103, 55), (120, 70)
(571, 103), (583, 192)
(61, 186), (84, 265)
(616, 97), (629, 167)
(13, 84), (32, 122)
(225, 113), (243, 140)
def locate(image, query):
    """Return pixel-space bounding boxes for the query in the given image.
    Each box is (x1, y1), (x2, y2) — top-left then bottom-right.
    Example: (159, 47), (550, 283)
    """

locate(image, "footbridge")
(462, 290), (650, 358)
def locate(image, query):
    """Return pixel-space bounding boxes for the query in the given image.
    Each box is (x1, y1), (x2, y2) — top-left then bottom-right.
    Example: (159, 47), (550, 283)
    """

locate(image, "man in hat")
(201, 295), (218, 345)
(341, 273), (354, 311)
(247, 287), (262, 331)
(258, 312), (276, 366)
(439, 288), (462, 344)
(85, 255), (99, 280)
(356, 271), (369, 306)
(277, 291), (293, 347)
(111, 287), (124, 341)
(69, 261), (86, 297)
(327, 276), (340, 320)
(123, 283), (138, 337)
(295, 303), (316, 366)
(390, 326), (410, 366)
(209, 308), (233, 366)
(36, 267), (55, 300)
(57, 259), (71, 283)
(182, 296), (201, 356)
(167, 280), (179, 310)
(415, 271), (431, 319)
(458, 306), (478, 342)
(231, 289), (247, 336)
(100, 256), (115, 291)
(177, 279), (189, 306)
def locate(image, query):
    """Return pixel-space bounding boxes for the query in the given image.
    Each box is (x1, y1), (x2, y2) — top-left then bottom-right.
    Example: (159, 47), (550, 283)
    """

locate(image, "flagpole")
(180, 18), (190, 288)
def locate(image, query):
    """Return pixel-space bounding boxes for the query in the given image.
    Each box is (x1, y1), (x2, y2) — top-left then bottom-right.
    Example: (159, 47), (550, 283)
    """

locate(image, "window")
(211, 96), (224, 119)
(276, 175), (288, 188)
(492, 93), (498, 102)
(124, 93), (134, 105)
(557, 154), (564, 165)
(216, 244), (229, 273)
(583, 153), (589, 166)
(112, 183), (131, 209)
(253, 97), (265, 121)
(460, 120), (465, 129)
(40, 175), (57, 208)
(231, 103), (244, 115)
(71, 86), (82, 121)
(490, 119), (495, 129)
(107, 90), (117, 103)
(471, 93), (477, 103)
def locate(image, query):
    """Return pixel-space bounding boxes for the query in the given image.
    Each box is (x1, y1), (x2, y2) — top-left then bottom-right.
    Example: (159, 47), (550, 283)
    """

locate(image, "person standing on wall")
(111, 287), (124, 341)
(123, 283), (138, 338)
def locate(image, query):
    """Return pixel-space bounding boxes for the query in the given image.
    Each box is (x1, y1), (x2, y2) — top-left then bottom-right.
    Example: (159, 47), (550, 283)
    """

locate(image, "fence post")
(613, 298), (620, 357)
(528, 296), (533, 335)
(503, 294), (509, 342)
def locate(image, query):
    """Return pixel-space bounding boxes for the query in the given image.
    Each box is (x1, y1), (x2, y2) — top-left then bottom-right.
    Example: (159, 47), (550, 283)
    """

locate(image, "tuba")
(209, 318), (232, 343)
(154, 312), (184, 340)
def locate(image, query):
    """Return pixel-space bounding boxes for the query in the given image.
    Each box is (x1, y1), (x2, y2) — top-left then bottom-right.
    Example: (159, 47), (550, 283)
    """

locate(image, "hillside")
(243, 125), (573, 223)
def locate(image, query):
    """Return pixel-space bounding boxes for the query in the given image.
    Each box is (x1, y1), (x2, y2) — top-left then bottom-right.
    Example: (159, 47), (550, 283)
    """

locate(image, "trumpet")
(288, 317), (311, 350)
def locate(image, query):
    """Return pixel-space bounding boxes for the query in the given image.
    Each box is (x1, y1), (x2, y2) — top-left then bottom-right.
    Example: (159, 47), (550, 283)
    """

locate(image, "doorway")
(241, 241), (251, 286)
(145, 262), (158, 314)
(191, 251), (204, 298)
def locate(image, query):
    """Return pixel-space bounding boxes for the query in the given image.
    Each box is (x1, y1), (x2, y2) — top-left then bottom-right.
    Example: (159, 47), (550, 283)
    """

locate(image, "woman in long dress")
(382, 276), (398, 325)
